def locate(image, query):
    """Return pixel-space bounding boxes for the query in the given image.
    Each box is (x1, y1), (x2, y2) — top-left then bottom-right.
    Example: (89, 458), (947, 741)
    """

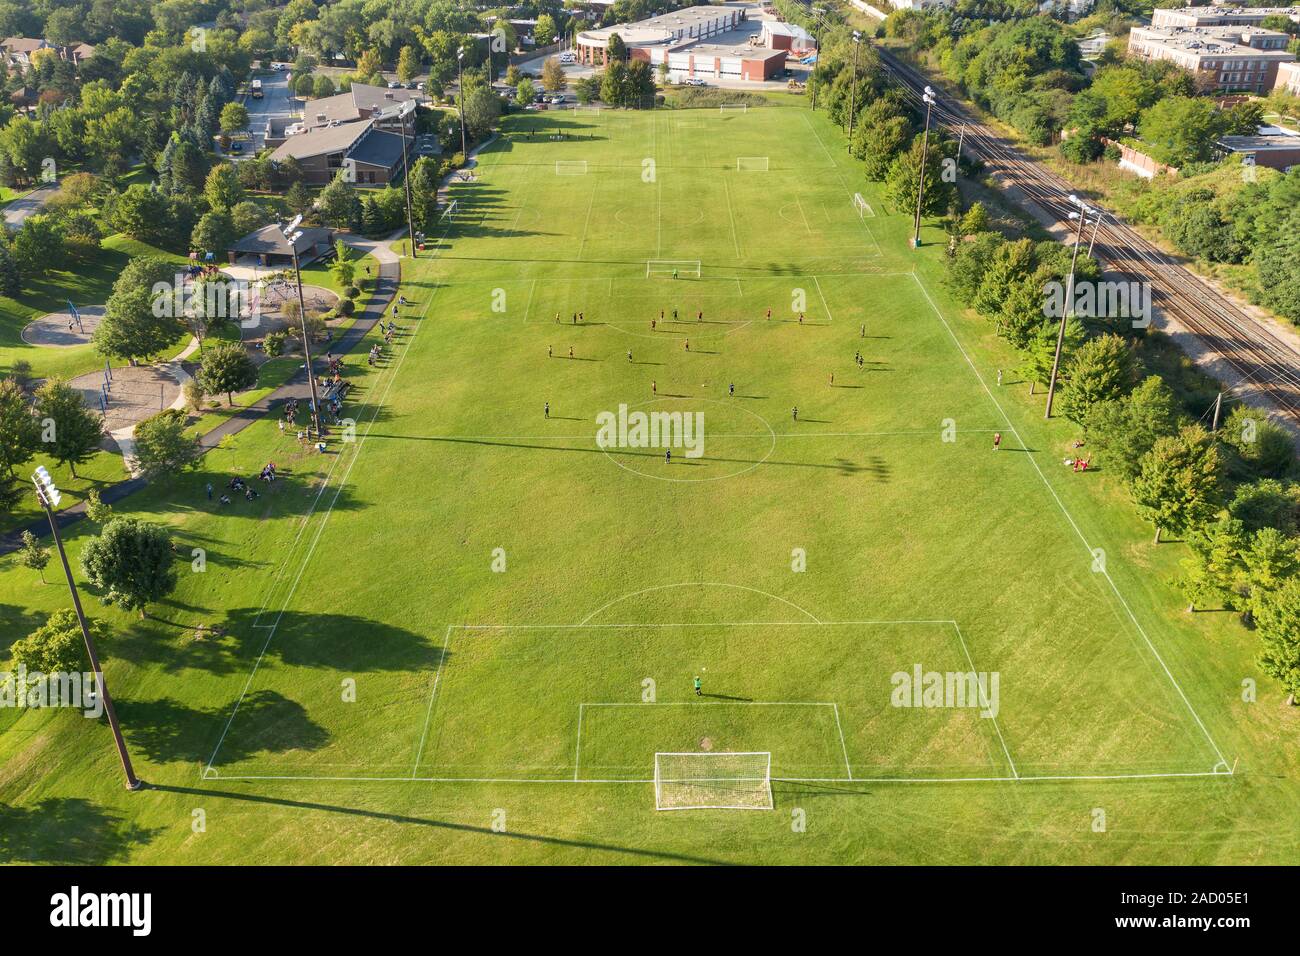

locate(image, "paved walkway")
(3, 184), (58, 232)
(0, 230), (404, 553)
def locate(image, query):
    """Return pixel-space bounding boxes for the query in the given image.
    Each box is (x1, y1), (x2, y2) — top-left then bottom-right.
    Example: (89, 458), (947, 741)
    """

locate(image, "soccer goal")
(853, 193), (875, 218)
(646, 259), (701, 279)
(736, 156), (769, 172)
(654, 752), (773, 811)
(556, 160), (588, 175)
(719, 104), (748, 114)
(439, 199), (459, 223)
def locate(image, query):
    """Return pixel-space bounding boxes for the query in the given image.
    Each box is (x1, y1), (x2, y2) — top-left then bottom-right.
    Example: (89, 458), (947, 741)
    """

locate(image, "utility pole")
(398, 102), (417, 258)
(1086, 210), (1105, 259)
(1045, 196), (1092, 419)
(282, 217), (326, 439)
(1211, 391), (1223, 431)
(846, 31), (862, 151)
(457, 47), (468, 157)
(32, 466), (141, 791)
(911, 86), (936, 248)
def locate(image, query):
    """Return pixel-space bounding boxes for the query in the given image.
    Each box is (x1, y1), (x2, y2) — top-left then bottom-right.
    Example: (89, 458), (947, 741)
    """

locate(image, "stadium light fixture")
(912, 87), (937, 248)
(277, 220), (326, 439)
(31, 466), (141, 790)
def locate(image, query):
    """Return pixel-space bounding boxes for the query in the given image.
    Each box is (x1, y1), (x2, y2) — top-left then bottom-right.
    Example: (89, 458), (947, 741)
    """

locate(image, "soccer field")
(202, 105), (1226, 791)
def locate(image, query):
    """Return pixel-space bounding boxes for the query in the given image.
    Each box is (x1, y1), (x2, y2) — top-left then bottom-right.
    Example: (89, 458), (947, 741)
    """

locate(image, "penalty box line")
(574, 701), (852, 783)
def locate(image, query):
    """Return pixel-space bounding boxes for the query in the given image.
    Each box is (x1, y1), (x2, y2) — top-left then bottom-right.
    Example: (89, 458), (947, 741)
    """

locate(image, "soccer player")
(627, 350), (633, 362)
(652, 380), (657, 395)
(729, 382), (735, 396)
(830, 372), (834, 386)
(993, 432), (1001, 451)
(694, 676), (702, 696)
(569, 346), (574, 358)
(766, 307), (771, 320)
(666, 449), (672, 464)
(545, 402), (550, 419)
(684, 339), (689, 352)
(548, 345), (553, 358)
(792, 406), (798, 421)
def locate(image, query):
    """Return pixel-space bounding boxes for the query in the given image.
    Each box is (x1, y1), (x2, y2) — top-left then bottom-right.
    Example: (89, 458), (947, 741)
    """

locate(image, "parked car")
(230, 141), (244, 153)
(550, 95), (565, 105)
(558, 52), (576, 64)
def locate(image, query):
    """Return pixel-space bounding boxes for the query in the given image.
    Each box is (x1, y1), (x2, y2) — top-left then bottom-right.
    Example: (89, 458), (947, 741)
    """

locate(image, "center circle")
(597, 396), (776, 483)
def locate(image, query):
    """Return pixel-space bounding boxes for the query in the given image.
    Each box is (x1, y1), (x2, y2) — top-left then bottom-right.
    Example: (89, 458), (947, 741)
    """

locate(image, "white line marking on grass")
(576, 582), (823, 626)
(812, 275), (835, 324)
(521, 278), (536, 325)
(909, 270), (1230, 771)
(952, 622), (1017, 779)
(204, 281), (445, 778)
(575, 183), (598, 261)
(412, 625), (454, 777)
(832, 703), (853, 781)
(722, 177), (742, 259)
(574, 703), (584, 781)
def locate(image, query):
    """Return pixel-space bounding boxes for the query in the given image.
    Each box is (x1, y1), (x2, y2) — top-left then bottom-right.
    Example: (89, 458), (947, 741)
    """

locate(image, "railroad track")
(872, 45), (1300, 423)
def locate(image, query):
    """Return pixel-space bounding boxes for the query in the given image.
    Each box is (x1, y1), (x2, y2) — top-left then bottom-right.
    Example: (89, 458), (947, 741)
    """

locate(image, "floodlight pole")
(399, 104), (417, 258)
(457, 49), (469, 157)
(911, 87), (935, 248)
(287, 234), (326, 438)
(33, 476), (141, 791)
(1045, 198), (1091, 419)
(846, 32), (861, 151)
(1086, 209), (1104, 259)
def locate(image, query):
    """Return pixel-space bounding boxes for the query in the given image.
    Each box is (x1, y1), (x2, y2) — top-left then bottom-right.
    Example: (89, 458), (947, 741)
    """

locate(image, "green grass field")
(1, 103), (1298, 864)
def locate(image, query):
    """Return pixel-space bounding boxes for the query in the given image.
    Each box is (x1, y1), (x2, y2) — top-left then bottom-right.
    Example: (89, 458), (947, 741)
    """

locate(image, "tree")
(132, 408), (199, 479)
(191, 211), (236, 256)
(1238, 527), (1300, 625)
(1020, 314), (1084, 395)
(231, 200), (271, 237)
(0, 376), (40, 511)
(1133, 425), (1224, 543)
(285, 181), (315, 217)
(1181, 515), (1245, 612)
(12, 216), (67, 282)
(219, 101), (249, 134)
(1084, 375), (1180, 482)
(461, 76), (500, 139)
(34, 379), (102, 478)
(1256, 577), (1300, 703)
(960, 202), (990, 236)
(1228, 479), (1300, 536)
(607, 33), (627, 63)
(1137, 96), (1224, 167)
(536, 13), (557, 47)
(199, 342), (258, 406)
(1219, 406), (1296, 482)
(972, 239), (1035, 318)
(516, 78), (536, 108)
(17, 530), (51, 584)
(541, 57), (565, 93)
(95, 257), (183, 365)
(356, 49), (383, 79)
(9, 609), (94, 673)
(312, 73), (336, 99)
(317, 173), (361, 229)
(397, 45), (420, 85)
(79, 517), (177, 618)
(408, 157), (439, 231)
(203, 163), (245, 213)
(294, 72), (315, 97)
(1059, 333), (1138, 425)
(330, 239), (356, 288)
(0, 242), (20, 297)
(85, 488), (112, 524)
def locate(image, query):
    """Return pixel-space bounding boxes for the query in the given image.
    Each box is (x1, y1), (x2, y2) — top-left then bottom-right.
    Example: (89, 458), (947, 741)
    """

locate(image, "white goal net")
(655, 752), (773, 810)
(439, 199), (459, 222)
(853, 193), (874, 218)
(646, 259), (701, 278)
(736, 156), (769, 172)
(720, 104), (748, 114)
(556, 160), (588, 175)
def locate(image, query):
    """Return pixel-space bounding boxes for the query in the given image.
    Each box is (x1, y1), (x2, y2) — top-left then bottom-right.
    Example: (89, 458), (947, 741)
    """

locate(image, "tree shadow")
(119, 691), (330, 765)
(0, 797), (159, 864)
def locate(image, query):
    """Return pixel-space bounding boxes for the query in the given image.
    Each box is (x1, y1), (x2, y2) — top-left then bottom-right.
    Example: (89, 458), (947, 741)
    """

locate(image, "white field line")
(952, 622), (1018, 779)
(407, 429), (1002, 441)
(722, 176), (742, 259)
(832, 703), (853, 781)
(411, 625), (454, 777)
(521, 278), (536, 325)
(910, 270), (1230, 771)
(812, 275), (835, 324)
(574, 704), (584, 781)
(575, 582), (823, 626)
(203, 280), (444, 777)
(202, 769), (1236, 785)
(575, 181), (598, 262)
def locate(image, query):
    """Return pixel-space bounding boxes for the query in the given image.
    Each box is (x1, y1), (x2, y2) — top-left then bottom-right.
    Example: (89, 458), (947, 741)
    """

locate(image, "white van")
(558, 52), (576, 64)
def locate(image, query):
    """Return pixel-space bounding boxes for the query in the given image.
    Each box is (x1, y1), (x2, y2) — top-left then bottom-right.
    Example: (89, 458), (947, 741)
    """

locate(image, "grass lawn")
(0, 105), (1297, 864)
(0, 235), (191, 383)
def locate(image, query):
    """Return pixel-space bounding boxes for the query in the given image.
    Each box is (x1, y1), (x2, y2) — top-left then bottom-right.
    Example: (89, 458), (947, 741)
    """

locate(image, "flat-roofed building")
(576, 5), (748, 66)
(1151, 5), (1300, 29)
(1127, 24), (1295, 93)
(1277, 59), (1300, 94)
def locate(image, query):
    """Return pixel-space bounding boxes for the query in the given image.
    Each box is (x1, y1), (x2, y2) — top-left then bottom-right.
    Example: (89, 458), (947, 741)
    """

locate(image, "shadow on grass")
(0, 797), (160, 864)
(148, 783), (737, 865)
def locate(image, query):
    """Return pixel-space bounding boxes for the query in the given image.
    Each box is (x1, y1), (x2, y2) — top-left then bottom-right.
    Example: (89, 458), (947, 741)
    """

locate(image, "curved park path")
(1, 231), (403, 553)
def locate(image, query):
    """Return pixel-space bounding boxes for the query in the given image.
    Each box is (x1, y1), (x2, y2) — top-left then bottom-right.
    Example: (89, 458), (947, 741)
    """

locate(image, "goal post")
(654, 752), (773, 810)
(719, 104), (748, 114)
(646, 259), (701, 279)
(439, 198), (458, 222)
(736, 156), (769, 172)
(555, 160), (588, 175)
(853, 193), (874, 218)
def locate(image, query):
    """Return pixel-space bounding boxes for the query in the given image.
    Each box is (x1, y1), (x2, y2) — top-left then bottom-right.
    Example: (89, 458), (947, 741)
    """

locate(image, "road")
(242, 70), (298, 152)
(3, 183), (57, 231)
(872, 44), (1300, 428)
